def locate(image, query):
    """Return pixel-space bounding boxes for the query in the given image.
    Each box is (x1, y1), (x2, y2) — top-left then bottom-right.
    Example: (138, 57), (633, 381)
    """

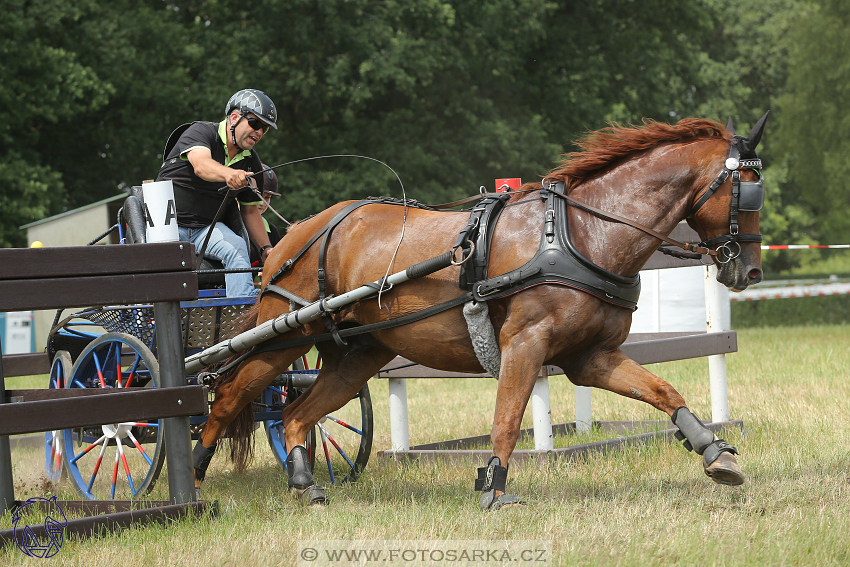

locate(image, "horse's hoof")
(291, 484), (328, 506)
(704, 450), (745, 486)
(479, 490), (524, 511)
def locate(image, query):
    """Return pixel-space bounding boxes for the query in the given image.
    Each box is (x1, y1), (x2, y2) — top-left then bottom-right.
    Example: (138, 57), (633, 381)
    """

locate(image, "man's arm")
(240, 204), (273, 262)
(186, 147), (250, 189)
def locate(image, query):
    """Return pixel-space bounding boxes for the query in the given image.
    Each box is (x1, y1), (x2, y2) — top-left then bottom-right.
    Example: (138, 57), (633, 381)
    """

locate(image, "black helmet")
(225, 89), (278, 130)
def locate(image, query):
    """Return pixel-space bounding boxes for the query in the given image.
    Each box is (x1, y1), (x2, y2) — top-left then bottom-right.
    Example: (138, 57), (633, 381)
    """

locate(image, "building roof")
(19, 192), (129, 230)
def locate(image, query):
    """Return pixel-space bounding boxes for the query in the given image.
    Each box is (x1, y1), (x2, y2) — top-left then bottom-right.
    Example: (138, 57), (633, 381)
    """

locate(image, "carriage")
(41, 188), (373, 501)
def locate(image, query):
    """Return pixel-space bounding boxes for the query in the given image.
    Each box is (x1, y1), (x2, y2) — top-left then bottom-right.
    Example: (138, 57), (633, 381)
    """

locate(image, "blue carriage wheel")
(62, 332), (166, 500)
(263, 356), (373, 485)
(44, 351), (72, 483)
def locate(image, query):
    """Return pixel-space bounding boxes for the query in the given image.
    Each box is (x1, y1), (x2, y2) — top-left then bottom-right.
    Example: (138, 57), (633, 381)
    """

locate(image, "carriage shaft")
(183, 268), (415, 374)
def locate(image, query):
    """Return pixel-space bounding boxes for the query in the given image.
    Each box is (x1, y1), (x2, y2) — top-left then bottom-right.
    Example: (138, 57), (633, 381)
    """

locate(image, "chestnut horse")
(193, 115), (767, 509)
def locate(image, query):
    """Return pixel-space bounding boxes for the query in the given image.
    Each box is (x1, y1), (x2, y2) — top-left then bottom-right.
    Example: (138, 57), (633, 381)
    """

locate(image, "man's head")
(225, 89), (277, 150)
(226, 89), (277, 129)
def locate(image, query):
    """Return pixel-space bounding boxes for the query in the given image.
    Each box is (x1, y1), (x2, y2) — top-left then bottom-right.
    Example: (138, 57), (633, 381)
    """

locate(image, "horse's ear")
(745, 110), (770, 151)
(726, 116), (735, 135)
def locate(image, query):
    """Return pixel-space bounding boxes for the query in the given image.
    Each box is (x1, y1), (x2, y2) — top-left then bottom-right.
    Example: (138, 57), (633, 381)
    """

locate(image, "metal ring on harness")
(715, 241), (741, 264)
(450, 241), (475, 266)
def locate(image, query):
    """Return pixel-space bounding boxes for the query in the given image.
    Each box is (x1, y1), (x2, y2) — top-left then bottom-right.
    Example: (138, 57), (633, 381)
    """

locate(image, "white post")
(704, 265), (729, 423)
(650, 270), (662, 332)
(575, 386), (593, 434)
(530, 376), (554, 450)
(388, 378), (410, 452)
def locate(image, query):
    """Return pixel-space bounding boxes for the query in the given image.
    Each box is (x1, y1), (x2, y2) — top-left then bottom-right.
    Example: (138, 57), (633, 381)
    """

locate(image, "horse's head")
(687, 112), (769, 291)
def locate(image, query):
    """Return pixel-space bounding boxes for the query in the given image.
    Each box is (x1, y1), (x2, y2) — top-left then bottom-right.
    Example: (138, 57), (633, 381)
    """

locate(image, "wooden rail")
(0, 242), (210, 542)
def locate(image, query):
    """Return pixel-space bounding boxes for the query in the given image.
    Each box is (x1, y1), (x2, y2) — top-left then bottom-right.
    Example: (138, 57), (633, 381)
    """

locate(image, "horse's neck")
(568, 145), (704, 276)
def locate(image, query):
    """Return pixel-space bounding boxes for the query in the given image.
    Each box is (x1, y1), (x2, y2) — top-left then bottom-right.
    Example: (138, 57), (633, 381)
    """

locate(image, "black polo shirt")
(157, 120), (263, 229)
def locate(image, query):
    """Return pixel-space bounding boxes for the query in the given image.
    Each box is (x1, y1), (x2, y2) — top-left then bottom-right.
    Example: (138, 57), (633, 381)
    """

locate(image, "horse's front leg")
(477, 332), (550, 511)
(568, 349), (744, 486)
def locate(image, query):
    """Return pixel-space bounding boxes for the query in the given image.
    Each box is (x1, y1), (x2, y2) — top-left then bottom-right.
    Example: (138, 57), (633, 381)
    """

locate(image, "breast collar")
(469, 184), (641, 310)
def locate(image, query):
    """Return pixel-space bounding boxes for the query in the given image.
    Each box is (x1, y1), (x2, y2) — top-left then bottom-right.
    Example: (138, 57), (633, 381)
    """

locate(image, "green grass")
(4, 326), (850, 566)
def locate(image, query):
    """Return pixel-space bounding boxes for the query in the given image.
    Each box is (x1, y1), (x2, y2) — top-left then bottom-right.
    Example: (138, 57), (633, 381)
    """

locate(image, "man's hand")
(223, 168), (250, 190)
(261, 246), (273, 263)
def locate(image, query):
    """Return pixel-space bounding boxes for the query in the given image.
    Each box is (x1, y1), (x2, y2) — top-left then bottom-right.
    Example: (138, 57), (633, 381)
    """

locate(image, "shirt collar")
(218, 119), (251, 166)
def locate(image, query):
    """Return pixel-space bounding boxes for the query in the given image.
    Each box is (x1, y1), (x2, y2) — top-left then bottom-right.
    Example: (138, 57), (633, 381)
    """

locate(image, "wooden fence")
(0, 242), (214, 547)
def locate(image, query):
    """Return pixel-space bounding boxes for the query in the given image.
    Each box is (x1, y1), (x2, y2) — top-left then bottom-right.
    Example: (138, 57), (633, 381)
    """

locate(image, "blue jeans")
(179, 224), (256, 297)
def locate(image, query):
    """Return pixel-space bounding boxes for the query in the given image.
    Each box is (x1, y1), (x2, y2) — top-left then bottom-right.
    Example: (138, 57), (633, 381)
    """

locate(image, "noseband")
(688, 137), (764, 264)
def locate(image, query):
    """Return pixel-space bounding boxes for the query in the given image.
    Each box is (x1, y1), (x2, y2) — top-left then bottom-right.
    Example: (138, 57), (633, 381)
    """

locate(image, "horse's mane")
(545, 118), (728, 191)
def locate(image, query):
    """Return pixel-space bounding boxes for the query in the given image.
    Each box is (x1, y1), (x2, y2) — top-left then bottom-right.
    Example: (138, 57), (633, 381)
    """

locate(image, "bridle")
(543, 134), (766, 264)
(687, 136), (765, 264)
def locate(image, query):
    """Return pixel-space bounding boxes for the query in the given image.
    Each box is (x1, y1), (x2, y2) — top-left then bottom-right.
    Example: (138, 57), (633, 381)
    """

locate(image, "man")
(157, 89), (278, 296)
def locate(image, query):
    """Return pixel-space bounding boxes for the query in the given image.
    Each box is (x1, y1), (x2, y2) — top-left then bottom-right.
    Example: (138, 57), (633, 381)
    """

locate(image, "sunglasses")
(245, 116), (269, 133)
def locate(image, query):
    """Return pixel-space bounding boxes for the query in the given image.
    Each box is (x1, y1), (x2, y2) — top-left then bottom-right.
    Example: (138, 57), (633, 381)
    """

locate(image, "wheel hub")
(102, 423), (133, 439)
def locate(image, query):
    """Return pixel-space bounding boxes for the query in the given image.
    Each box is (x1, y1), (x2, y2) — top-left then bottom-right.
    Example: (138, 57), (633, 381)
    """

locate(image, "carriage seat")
(123, 186), (252, 290)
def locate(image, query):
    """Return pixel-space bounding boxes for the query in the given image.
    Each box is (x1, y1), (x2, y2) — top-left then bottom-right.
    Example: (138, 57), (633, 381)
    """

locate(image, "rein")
(549, 187), (717, 257)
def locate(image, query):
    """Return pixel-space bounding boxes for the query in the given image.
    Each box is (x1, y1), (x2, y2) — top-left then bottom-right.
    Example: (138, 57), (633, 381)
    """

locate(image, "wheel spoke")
(318, 422), (354, 468)
(324, 414), (363, 435)
(110, 448), (120, 499)
(319, 427), (335, 484)
(124, 354), (142, 388)
(116, 440), (136, 494)
(87, 441), (110, 493)
(70, 434), (107, 464)
(126, 430), (153, 466)
(93, 351), (107, 388)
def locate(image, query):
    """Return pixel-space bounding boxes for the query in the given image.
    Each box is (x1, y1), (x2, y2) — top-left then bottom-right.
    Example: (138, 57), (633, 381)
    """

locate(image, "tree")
(774, 0), (850, 246)
(0, 0), (111, 247)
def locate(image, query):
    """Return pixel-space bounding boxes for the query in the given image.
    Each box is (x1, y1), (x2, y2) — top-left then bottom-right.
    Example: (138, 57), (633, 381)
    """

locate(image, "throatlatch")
(671, 406), (739, 467)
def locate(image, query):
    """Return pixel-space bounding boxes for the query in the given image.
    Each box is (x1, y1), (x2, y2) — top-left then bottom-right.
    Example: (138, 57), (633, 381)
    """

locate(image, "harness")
(465, 184), (641, 309)
(221, 137), (762, 371)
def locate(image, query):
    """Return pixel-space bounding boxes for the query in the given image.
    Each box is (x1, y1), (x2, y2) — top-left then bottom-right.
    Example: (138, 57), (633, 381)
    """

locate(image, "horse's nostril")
(748, 268), (762, 282)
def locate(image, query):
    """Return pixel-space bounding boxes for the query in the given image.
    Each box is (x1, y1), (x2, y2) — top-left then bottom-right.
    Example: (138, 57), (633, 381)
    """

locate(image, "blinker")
(737, 177), (764, 211)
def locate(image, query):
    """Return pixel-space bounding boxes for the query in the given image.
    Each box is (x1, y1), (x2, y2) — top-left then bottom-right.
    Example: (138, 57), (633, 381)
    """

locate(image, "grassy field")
(3, 325), (850, 566)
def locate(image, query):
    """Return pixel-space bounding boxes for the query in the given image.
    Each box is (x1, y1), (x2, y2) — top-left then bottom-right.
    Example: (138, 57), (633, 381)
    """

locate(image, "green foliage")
(733, 294), (850, 327)
(0, 0), (112, 246)
(774, 0), (850, 247)
(0, 0), (827, 257)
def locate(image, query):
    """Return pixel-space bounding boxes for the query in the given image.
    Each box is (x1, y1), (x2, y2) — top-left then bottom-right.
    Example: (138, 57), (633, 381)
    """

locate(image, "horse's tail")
(210, 302), (261, 473)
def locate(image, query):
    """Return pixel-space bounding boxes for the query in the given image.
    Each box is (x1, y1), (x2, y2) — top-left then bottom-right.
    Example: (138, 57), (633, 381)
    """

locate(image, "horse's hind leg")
(281, 342), (395, 504)
(193, 347), (308, 488)
(568, 349), (744, 486)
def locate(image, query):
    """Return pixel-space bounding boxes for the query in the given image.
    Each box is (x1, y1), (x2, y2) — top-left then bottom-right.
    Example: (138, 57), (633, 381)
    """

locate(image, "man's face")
(232, 112), (267, 150)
